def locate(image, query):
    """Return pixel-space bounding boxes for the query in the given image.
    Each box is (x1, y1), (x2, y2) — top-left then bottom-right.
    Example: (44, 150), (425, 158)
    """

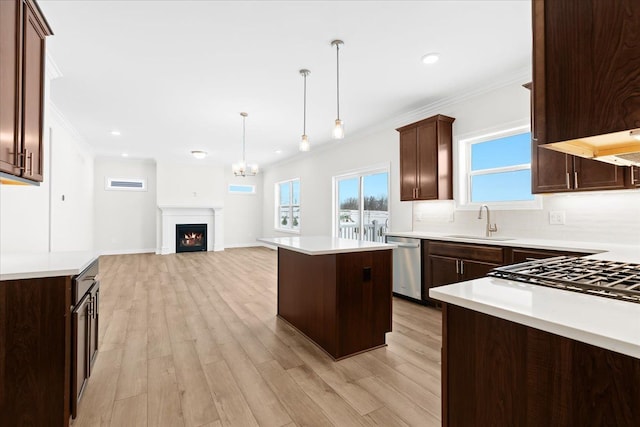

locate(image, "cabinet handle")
(460, 260), (464, 275)
(9, 151), (26, 170)
(26, 150), (33, 175)
(415, 188), (419, 199)
(565, 172), (571, 189)
(455, 260), (459, 274)
(632, 167), (636, 185)
(574, 171), (579, 189)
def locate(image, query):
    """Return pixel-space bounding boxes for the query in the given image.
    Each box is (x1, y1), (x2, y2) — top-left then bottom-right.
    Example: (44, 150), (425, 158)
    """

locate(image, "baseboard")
(224, 242), (264, 249)
(99, 248), (157, 256)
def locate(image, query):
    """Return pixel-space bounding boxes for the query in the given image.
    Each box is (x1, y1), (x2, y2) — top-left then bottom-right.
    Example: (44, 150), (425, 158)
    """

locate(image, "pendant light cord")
(242, 114), (246, 163)
(303, 72), (307, 135)
(336, 42), (340, 120)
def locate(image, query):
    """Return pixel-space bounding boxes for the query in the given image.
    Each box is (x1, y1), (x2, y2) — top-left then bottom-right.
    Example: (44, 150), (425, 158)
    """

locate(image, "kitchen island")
(258, 236), (395, 360)
(430, 255), (640, 427)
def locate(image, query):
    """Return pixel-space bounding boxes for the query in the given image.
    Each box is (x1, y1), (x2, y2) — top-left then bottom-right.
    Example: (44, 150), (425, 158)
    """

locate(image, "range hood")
(542, 128), (640, 167)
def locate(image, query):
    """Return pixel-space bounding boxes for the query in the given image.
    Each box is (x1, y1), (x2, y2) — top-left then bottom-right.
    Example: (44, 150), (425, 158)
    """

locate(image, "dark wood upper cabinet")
(397, 114), (455, 201)
(532, 0), (640, 145)
(0, 0), (51, 182)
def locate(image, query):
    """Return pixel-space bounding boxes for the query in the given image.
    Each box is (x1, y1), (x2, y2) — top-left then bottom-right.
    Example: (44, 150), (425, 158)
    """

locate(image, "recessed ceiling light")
(631, 129), (640, 141)
(121, 152), (128, 157)
(111, 130), (121, 136)
(275, 149), (283, 154)
(421, 53), (440, 64)
(191, 150), (207, 159)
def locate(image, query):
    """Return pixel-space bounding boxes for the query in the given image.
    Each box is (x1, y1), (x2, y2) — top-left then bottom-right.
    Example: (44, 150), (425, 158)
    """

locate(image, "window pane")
(291, 180), (300, 205)
(471, 170), (534, 202)
(363, 172), (388, 242)
(292, 206), (300, 230)
(471, 132), (531, 171)
(229, 184), (255, 193)
(279, 182), (290, 205)
(279, 206), (291, 228)
(338, 178), (360, 240)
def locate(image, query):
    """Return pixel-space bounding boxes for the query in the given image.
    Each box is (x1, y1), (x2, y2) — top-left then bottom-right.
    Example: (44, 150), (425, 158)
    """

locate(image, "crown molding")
(48, 102), (95, 156)
(45, 52), (63, 80)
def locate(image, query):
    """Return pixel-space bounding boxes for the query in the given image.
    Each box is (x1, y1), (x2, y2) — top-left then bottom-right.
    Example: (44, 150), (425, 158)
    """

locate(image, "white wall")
(224, 169), (263, 247)
(155, 161), (263, 249)
(0, 102), (95, 254)
(261, 128), (411, 238)
(94, 157), (157, 254)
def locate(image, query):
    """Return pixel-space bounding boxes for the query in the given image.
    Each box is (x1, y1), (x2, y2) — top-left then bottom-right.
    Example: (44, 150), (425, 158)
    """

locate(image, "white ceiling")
(38, 0), (532, 169)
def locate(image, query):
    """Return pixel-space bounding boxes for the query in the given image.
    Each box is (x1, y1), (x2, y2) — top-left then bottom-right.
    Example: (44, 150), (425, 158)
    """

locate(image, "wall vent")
(105, 177), (146, 191)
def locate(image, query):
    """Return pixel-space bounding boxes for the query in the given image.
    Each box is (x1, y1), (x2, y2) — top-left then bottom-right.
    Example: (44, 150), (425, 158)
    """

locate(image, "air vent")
(105, 177), (146, 191)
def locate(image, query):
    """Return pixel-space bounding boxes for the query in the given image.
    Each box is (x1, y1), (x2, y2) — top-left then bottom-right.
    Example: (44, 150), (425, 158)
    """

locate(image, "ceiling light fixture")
(421, 53), (440, 64)
(631, 129), (640, 141)
(121, 152), (128, 157)
(232, 112), (258, 177)
(299, 69), (311, 151)
(111, 130), (121, 136)
(191, 150), (207, 159)
(331, 39), (345, 139)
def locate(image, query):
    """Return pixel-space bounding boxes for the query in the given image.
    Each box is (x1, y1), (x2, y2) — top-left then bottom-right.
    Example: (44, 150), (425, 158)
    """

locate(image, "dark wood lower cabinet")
(0, 276), (71, 427)
(442, 304), (640, 427)
(277, 248), (392, 359)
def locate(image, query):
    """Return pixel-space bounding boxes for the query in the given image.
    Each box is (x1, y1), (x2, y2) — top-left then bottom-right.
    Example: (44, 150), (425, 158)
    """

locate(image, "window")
(459, 125), (540, 209)
(275, 178), (300, 232)
(105, 177), (146, 191)
(228, 184), (255, 194)
(333, 166), (389, 242)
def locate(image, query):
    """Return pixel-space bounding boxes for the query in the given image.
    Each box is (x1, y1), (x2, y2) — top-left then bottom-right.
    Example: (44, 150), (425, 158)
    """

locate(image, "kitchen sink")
(445, 234), (515, 241)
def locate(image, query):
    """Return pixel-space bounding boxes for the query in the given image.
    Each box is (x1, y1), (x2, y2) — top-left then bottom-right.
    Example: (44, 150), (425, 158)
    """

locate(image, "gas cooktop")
(488, 256), (640, 304)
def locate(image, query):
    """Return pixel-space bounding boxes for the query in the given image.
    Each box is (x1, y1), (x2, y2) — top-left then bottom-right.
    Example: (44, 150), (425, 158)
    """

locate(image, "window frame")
(456, 123), (542, 211)
(228, 184), (256, 194)
(274, 178), (301, 233)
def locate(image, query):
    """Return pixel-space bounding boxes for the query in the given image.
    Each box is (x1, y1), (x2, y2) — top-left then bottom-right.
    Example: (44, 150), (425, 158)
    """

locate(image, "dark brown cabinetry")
(71, 282), (99, 419)
(0, 276), (72, 427)
(442, 304), (640, 427)
(397, 114), (455, 201)
(626, 166), (640, 188)
(531, 0), (640, 146)
(510, 247), (589, 264)
(423, 241), (504, 303)
(277, 248), (392, 359)
(0, 0), (51, 182)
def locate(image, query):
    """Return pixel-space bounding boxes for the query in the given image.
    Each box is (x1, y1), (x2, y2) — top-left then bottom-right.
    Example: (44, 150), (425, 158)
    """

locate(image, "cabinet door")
(429, 255), (459, 287)
(71, 294), (90, 419)
(20, 1), (47, 181)
(416, 120), (438, 200)
(627, 166), (640, 188)
(460, 260), (501, 281)
(88, 283), (99, 375)
(573, 157), (625, 191)
(399, 127), (418, 200)
(532, 146), (571, 193)
(0, 0), (21, 175)
(533, 0), (640, 144)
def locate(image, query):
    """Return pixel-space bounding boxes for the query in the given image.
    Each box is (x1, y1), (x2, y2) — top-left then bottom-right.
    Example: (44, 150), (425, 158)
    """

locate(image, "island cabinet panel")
(442, 304), (640, 427)
(277, 248), (392, 360)
(0, 276), (71, 427)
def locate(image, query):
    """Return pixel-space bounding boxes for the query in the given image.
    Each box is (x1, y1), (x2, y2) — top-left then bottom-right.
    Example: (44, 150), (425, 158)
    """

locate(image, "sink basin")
(445, 234), (515, 241)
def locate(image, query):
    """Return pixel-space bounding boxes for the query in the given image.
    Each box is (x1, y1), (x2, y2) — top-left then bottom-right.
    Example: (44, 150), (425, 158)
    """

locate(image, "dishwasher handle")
(394, 243), (420, 249)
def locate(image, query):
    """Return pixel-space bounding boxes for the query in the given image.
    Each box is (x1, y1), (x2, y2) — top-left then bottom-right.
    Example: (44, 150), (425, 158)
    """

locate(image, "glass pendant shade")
(299, 134), (310, 151)
(333, 119), (344, 139)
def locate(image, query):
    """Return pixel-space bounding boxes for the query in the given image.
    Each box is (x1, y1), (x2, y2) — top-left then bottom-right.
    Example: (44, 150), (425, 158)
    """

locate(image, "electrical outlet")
(549, 211), (566, 225)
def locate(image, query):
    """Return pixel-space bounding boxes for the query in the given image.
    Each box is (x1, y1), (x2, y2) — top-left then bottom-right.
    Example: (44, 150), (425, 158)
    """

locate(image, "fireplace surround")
(157, 206), (223, 254)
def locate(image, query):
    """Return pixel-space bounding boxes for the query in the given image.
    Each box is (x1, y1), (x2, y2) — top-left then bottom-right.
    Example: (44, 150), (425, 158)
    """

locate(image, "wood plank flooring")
(73, 247), (442, 427)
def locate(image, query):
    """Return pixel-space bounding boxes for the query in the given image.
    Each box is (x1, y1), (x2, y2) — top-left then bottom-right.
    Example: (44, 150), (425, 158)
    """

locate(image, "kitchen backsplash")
(412, 190), (640, 245)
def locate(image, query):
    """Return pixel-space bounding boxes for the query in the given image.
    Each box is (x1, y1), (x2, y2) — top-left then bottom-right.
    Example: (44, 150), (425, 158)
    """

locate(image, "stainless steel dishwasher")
(386, 236), (421, 300)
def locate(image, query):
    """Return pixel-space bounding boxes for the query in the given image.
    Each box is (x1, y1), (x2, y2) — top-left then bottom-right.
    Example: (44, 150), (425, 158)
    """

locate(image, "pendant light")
(331, 39), (345, 139)
(232, 112), (258, 177)
(299, 69), (311, 151)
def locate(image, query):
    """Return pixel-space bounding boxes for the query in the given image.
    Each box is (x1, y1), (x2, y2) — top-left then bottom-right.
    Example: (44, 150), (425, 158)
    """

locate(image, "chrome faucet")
(478, 205), (498, 237)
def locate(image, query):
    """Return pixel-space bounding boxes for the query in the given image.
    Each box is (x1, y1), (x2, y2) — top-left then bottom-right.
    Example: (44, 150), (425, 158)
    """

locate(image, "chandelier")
(232, 112), (258, 177)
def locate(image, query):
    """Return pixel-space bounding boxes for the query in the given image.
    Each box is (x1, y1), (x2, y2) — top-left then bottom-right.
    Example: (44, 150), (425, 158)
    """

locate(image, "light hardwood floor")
(73, 247), (442, 427)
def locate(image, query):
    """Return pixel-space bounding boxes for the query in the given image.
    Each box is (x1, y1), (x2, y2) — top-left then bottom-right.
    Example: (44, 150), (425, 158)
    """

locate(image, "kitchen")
(1, 1), (639, 426)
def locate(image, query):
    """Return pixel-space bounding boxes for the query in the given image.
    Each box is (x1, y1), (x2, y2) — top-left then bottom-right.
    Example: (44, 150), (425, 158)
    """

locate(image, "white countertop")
(429, 277), (640, 359)
(0, 251), (99, 281)
(258, 236), (396, 255)
(385, 230), (640, 263)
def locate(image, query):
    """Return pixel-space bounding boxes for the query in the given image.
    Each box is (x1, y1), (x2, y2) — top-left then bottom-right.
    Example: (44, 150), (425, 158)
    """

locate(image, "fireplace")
(176, 224), (207, 253)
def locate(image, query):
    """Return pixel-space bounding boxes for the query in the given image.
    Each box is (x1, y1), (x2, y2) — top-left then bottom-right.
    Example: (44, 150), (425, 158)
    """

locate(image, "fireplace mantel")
(157, 205), (223, 254)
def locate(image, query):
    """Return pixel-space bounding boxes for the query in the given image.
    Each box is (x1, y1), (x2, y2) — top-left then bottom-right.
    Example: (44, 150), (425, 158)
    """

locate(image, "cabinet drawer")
(429, 242), (504, 264)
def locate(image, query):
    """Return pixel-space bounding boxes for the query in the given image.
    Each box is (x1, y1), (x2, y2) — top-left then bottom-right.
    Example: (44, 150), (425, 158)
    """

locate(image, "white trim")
(224, 242), (263, 249)
(98, 248), (157, 256)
